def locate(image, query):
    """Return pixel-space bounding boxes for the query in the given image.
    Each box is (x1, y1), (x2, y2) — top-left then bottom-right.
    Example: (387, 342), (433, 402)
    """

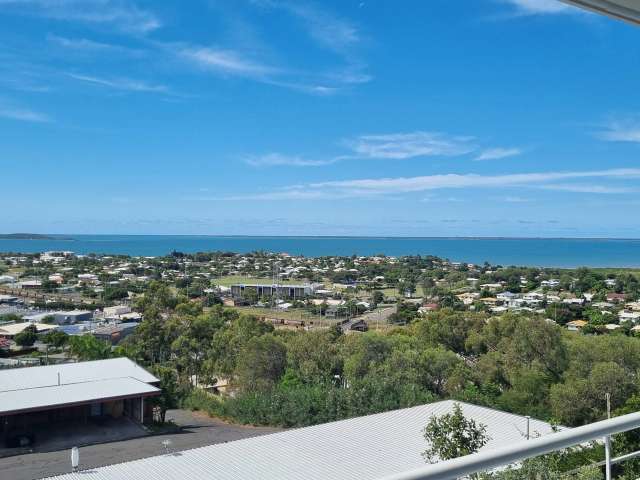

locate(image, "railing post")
(604, 435), (612, 480)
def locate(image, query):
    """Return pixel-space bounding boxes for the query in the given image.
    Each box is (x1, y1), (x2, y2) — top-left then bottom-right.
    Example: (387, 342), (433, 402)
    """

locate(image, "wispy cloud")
(345, 132), (476, 159)
(538, 184), (637, 194)
(177, 46), (275, 78)
(597, 118), (640, 143)
(67, 73), (169, 93)
(500, 0), (574, 15)
(190, 0), (371, 94)
(245, 131), (479, 168)
(0, 0), (161, 33)
(475, 147), (522, 161)
(0, 104), (50, 123)
(48, 34), (144, 56)
(503, 196), (532, 203)
(244, 153), (335, 167)
(278, 1), (360, 53)
(230, 168), (640, 200)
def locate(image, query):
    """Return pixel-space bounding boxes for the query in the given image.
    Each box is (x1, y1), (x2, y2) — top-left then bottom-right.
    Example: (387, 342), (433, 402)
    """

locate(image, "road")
(356, 305), (397, 329)
(0, 410), (281, 480)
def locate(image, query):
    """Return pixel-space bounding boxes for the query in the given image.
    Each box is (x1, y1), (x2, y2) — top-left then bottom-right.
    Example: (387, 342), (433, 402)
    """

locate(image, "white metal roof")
(0, 322), (57, 336)
(0, 357), (159, 392)
(0, 377), (159, 416)
(43, 400), (560, 480)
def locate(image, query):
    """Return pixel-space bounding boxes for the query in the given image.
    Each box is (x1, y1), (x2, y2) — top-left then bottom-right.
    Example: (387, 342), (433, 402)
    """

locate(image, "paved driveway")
(0, 410), (281, 480)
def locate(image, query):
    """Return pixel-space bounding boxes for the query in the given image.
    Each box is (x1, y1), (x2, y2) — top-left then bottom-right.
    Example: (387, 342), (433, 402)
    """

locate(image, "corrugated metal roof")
(43, 400), (561, 480)
(563, 0), (640, 25)
(0, 357), (159, 392)
(0, 377), (159, 415)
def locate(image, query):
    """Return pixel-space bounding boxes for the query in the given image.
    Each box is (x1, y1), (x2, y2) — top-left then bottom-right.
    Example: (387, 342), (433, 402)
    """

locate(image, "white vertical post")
(604, 435), (612, 480)
(140, 397), (144, 423)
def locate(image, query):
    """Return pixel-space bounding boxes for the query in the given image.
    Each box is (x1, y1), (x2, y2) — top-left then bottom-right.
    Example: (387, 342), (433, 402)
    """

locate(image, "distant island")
(0, 233), (72, 240)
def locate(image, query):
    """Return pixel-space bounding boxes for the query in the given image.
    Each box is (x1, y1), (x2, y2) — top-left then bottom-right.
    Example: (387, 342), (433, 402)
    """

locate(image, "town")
(2, 248), (640, 479)
(1, 250), (639, 362)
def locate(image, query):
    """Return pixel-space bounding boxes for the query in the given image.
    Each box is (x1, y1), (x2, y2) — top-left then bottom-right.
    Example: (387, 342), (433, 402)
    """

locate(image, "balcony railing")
(381, 411), (640, 480)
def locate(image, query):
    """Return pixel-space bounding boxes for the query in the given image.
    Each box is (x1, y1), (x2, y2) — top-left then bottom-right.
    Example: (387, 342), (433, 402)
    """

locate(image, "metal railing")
(381, 411), (640, 480)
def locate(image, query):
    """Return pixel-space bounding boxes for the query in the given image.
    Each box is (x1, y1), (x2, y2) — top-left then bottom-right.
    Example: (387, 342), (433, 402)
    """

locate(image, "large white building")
(44, 400), (560, 480)
(0, 358), (160, 446)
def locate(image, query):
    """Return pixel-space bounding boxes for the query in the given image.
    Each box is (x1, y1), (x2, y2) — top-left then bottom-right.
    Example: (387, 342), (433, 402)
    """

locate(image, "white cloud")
(538, 184), (637, 194)
(0, 0), (161, 33)
(245, 131), (480, 168)
(475, 147), (522, 161)
(178, 46), (275, 78)
(0, 105), (50, 123)
(345, 132), (476, 159)
(244, 153), (336, 167)
(67, 73), (168, 93)
(308, 168), (640, 194)
(598, 119), (640, 143)
(48, 34), (143, 56)
(502, 0), (574, 15)
(236, 168), (640, 199)
(503, 196), (532, 203)
(281, 2), (360, 53)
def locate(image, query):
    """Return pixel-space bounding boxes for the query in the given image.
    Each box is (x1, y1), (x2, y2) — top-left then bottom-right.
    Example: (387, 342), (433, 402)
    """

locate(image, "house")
(607, 293), (627, 303)
(457, 292), (479, 305)
(0, 322), (57, 338)
(566, 320), (588, 332)
(480, 283), (504, 292)
(41, 400), (560, 480)
(562, 297), (585, 305)
(0, 295), (19, 305)
(619, 311), (640, 323)
(103, 305), (132, 318)
(92, 322), (138, 345)
(0, 358), (159, 447)
(18, 280), (42, 289)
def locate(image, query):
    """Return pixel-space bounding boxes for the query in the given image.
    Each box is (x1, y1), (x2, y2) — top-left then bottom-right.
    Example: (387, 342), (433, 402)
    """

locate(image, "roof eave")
(562, 0), (640, 26)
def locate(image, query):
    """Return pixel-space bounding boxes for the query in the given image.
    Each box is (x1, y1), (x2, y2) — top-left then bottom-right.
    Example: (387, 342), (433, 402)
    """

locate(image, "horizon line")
(3, 233), (640, 241)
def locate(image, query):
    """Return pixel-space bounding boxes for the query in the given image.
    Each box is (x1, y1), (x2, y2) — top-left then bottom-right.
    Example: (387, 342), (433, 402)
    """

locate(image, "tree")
(14, 325), (38, 347)
(68, 335), (112, 361)
(150, 365), (188, 423)
(43, 330), (69, 348)
(422, 403), (490, 463)
(235, 334), (287, 392)
(372, 290), (384, 306)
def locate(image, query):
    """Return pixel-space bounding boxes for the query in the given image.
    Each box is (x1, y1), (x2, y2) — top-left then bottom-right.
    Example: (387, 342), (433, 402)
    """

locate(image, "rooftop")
(43, 400), (559, 480)
(0, 358), (160, 416)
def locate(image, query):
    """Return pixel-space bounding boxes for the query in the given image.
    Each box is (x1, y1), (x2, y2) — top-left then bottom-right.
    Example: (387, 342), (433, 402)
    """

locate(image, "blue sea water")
(1, 235), (639, 268)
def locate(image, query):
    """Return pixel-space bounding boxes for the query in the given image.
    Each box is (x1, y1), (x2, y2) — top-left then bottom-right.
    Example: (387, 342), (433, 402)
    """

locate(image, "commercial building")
(0, 358), (159, 447)
(231, 283), (314, 299)
(0, 322), (57, 338)
(43, 400), (559, 480)
(92, 322), (139, 345)
(52, 310), (94, 324)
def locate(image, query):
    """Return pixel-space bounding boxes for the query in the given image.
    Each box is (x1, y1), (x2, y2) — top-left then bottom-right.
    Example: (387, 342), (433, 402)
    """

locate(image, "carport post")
(140, 397), (144, 423)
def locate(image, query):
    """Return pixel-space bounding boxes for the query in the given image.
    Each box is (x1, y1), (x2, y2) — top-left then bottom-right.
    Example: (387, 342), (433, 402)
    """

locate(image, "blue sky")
(2, 0), (640, 237)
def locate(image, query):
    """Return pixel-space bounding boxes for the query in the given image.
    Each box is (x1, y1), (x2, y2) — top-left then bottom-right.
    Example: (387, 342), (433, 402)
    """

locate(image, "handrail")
(380, 411), (640, 480)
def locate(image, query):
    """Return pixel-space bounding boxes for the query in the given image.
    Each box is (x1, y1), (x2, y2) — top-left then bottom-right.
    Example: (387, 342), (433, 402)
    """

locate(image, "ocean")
(1, 235), (640, 268)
